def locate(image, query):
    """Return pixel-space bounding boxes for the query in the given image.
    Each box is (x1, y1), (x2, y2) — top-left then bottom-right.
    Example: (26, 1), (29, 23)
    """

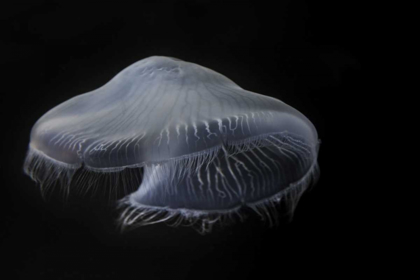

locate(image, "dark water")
(1, 1), (364, 279)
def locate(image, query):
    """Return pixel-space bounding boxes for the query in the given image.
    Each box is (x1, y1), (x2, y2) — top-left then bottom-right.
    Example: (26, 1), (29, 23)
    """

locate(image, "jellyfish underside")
(24, 56), (320, 233)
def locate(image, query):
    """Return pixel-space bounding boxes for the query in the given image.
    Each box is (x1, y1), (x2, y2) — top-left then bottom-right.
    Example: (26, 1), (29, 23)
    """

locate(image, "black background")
(1, 1), (364, 279)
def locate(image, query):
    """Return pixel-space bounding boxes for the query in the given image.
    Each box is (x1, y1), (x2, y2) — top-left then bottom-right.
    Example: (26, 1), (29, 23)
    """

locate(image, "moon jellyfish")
(24, 56), (320, 233)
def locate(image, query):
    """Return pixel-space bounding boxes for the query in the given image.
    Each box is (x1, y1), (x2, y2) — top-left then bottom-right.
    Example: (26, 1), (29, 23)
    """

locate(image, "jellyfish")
(24, 56), (320, 233)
